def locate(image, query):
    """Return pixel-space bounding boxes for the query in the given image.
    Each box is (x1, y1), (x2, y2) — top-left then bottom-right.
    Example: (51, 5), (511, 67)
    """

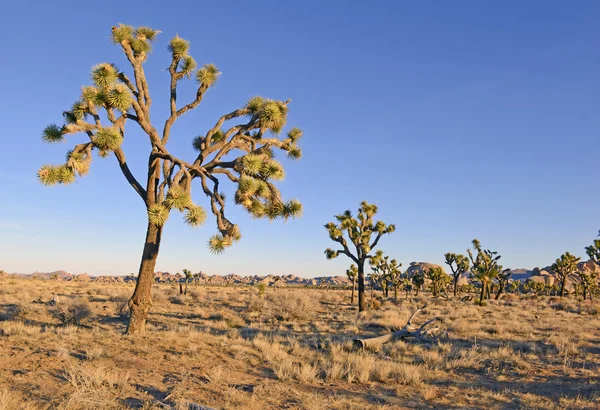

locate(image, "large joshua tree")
(551, 252), (580, 297)
(324, 202), (395, 312)
(467, 239), (502, 306)
(37, 25), (303, 334)
(444, 253), (470, 297)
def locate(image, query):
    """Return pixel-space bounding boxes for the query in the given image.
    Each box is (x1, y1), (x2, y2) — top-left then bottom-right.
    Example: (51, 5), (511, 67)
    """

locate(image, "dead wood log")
(353, 305), (440, 349)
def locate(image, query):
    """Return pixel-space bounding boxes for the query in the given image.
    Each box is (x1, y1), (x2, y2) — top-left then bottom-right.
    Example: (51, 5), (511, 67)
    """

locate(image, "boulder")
(74, 273), (91, 282)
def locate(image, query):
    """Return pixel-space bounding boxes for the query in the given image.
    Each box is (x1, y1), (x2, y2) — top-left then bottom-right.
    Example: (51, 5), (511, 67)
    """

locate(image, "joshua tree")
(551, 252), (580, 297)
(494, 269), (512, 300)
(387, 260), (404, 299)
(346, 264), (358, 304)
(273, 275), (281, 290)
(412, 271), (424, 296)
(585, 230), (600, 266)
(424, 267), (451, 298)
(577, 271), (597, 301)
(508, 281), (520, 294)
(371, 253), (403, 299)
(324, 202), (395, 312)
(182, 269), (193, 295)
(467, 239), (502, 306)
(37, 25), (303, 334)
(444, 253), (470, 297)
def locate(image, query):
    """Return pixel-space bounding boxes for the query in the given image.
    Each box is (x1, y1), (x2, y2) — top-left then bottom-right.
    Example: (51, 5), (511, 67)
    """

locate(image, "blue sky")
(0, 1), (598, 276)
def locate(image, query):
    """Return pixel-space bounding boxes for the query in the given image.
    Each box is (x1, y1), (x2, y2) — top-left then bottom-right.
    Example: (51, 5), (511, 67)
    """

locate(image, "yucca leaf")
(164, 186), (192, 211)
(286, 146), (302, 160)
(91, 63), (119, 88)
(131, 38), (152, 56)
(245, 96), (264, 114)
(261, 159), (285, 181)
(135, 26), (160, 42)
(148, 203), (169, 227)
(42, 124), (64, 143)
(196, 64), (220, 87)
(37, 165), (59, 186)
(287, 127), (303, 143)
(242, 154), (265, 176)
(179, 55), (197, 78)
(192, 135), (203, 152)
(168, 35), (190, 58)
(282, 199), (303, 219)
(56, 165), (76, 185)
(111, 24), (134, 44)
(93, 127), (123, 151)
(227, 224), (242, 241)
(208, 234), (232, 254)
(210, 129), (225, 143)
(184, 205), (207, 227)
(105, 84), (133, 112)
(66, 150), (91, 176)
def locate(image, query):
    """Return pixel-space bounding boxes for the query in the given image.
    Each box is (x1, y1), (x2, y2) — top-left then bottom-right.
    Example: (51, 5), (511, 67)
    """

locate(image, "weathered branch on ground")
(353, 305), (441, 349)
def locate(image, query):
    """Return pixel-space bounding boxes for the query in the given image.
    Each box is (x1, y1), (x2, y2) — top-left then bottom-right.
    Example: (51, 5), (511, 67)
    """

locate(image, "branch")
(114, 148), (147, 203)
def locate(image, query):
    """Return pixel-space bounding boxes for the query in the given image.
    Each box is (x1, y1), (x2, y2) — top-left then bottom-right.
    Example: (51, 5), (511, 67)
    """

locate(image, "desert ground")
(1, 278), (599, 410)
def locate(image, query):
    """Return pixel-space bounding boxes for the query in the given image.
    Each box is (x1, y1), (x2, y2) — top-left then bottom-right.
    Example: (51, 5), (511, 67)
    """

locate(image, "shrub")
(51, 299), (92, 326)
(111, 296), (130, 320)
(267, 293), (315, 321)
(257, 283), (266, 298)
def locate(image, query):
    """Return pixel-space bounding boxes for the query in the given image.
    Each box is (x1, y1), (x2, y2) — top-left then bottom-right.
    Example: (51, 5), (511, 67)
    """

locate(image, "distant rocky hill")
(4, 259), (598, 288)
(2, 270), (352, 287)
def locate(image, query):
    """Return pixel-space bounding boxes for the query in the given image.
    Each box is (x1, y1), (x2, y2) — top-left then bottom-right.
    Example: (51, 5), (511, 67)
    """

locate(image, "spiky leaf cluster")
(93, 127), (123, 151)
(208, 234), (232, 254)
(111, 24), (159, 59)
(105, 84), (133, 112)
(37, 164), (76, 185)
(196, 64), (220, 88)
(164, 185), (193, 211)
(244, 97), (290, 134)
(66, 148), (92, 177)
(240, 154), (285, 181)
(42, 124), (64, 143)
(183, 205), (207, 227)
(148, 204), (169, 227)
(91, 63), (119, 88)
(168, 35), (190, 59)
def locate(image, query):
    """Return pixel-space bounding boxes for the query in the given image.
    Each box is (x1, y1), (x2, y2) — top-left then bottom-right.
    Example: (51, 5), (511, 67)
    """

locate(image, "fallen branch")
(353, 305), (440, 350)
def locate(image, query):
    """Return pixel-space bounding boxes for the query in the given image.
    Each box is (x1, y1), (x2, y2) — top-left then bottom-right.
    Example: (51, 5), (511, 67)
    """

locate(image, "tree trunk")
(357, 262), (366, 312)
(453, 274), (459, 297)
(394, 285), (398, 300)
(351, 277), (356, 304)
(479, 282), (486, 306)
(560, 278), (565, 298)
(127, 223), (163, 335)
(495, 284), (503, 300)
(384, 284), (389, 298)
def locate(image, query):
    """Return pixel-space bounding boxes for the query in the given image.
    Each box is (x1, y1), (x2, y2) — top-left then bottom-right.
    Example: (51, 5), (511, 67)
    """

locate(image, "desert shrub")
(267, 293), (315, 321)
(371, 299), (382, 310)
(257, 283), (266, 298)
(50, 299), (92, 326)
(111, 296), (130, 320)
(169, 295), (186, 305)
(0, 303), (28, 322)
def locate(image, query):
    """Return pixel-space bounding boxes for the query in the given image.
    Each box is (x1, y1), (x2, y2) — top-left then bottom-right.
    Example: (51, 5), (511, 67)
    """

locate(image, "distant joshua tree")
(37, 25), (303, 334)
(551, 252), (580, 297)
(412, 271), (425, 296)
(424, 267), (451, 298)
(370, 253), (403, 299)
(467, 239), (502, 306)
(494, 269), (512, 300)
(324, 202), (395, 312)
(444, 253), (470, 297)
(183, 269), (193, 295)
(346, 264), (358, 304)
(585, 230), (600, 267)
(273, 275), (281, 290)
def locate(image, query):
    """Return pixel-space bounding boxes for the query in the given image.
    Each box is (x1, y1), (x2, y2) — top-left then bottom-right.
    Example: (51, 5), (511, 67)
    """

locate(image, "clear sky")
(0, 1), (598, 277)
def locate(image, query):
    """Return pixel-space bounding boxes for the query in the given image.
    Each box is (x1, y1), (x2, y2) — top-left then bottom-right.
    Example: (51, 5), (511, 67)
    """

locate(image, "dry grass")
(1, 278), (600, 409)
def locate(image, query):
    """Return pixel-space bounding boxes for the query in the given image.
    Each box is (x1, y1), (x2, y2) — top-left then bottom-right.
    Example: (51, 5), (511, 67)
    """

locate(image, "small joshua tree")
(585, 230), (600, 267)
(444, 253), (470, 297)
(577, 271), (597, 301)
(411, 271), (424, 296)
(346, 264), (358, 304)
(467, 239), (502, 306)
(495, 269), (512, 300)
(324, 202), (395, 312)
(424, 267), (451, 298)
(37, 25), (303, 334)
(551, 252), (580, 297)
(182, 269), (193, 295)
